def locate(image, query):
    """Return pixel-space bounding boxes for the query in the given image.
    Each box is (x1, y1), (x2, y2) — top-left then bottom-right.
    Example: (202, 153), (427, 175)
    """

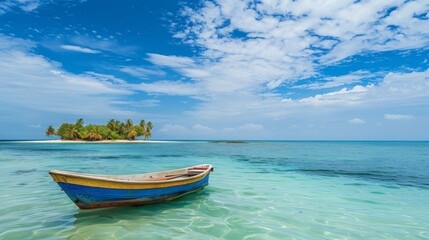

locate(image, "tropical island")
(45, 118), (153, 141)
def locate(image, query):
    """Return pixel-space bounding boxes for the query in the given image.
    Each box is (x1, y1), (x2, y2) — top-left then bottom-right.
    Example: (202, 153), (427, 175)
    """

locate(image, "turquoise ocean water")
(0, 141), (428, 239)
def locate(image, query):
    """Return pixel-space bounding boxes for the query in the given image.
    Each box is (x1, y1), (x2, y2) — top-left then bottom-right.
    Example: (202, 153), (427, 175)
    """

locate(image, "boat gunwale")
(49, 164), (213, 185)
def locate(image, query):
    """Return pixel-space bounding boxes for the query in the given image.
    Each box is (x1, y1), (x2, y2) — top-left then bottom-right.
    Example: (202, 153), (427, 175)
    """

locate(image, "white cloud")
(192, 124), (213, 131)
(285, 69), (429, 107)
(112, 99), (160, 108)
(289, 85), (372, 106)
(236, 123), (264, 130)
(173, 0), (429, 92)
(349, 118), (365, 124)
(19, 0), (40, 12)
(120, 66), (165, 78)
(138, 99), (160, 107)
(135, 81), (202, 96)
(0, 35), (133, 117)
(384, 114), (415, 120)
(147, 53), (195, 68)
(69, 36), (137, 55)
(295, 71), (375, 90)
(61, 45), (101, 54)
(137, 0), (429, 124)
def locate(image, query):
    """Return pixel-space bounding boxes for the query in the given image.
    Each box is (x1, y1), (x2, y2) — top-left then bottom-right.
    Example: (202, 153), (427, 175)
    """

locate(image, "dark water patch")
(14, 169), (36, 175)
(231, 155), (287, 166)
(34, 148), (76, 152)
(343, 197), (382, 205)
(19, 148), (85, 152)
(70, 156), (122, 160)
(117, 155), (145, 159)
(295, 168), (429, 189)
(91, 156), (122, 160)
(71, 155), (143, 160)
(210, 141), (249, 144)
(153, 154), (184, 158)
(381, 185), (401, 189)
(299, 169), (392, 178)
(253, 170), (271, 174)
(344, 183), (370, 186)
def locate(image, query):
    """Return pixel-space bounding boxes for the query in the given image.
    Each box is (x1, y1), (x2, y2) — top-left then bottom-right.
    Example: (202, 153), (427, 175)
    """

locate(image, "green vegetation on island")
(45, 118), (153, 141)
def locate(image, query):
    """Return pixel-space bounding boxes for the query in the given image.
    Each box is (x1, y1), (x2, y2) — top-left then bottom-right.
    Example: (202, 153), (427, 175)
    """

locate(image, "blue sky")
(0, 0), (428, 140)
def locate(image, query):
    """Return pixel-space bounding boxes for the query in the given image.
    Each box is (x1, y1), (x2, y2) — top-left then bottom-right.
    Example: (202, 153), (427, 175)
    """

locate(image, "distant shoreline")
(1, 140), (428, 143)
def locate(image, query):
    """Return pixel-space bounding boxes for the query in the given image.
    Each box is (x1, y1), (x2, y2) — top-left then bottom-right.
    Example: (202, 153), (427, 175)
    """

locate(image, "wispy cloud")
(135, 80), (202, 96)
(0, 0), (42, 15)
(69, 36), (138, 55)
(283, 68), (429, 107)
(384, 114), (415, 120)
(295, 71), (376, 90)
(235, 123), (264, 131)
(61, 45), (101, 54)
(112, 99), (160, 108)
(136, 0), (429, 123)
(172, 0), (429, 92)
(349, 118), (365, 124)
(120, 66), (165, 78)
(147, 53), (195, 68)
(0, 35), (133, 117)
(192, 124), (213, 132)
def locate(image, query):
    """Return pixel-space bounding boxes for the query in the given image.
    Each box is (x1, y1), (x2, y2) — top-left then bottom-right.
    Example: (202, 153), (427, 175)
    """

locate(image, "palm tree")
(107, 119), (116, 132)
(146, 121), (153, 132)
(125, 119), (133, 130)
(128, 129), (138, 140)
(64, 124), (79, 140)
(75, 118), (84, 137)
(118, 122), (126, 137)
(76, 118), (84, 128)
(85, 125), (103, 141)
(139, 120), (146, 130)
(45, 125), (56, 137)
(143, 130), (152, 140)
(123, 119), (135, 139)
(146, 121), (153, 131)
(143, 122), (153, 140)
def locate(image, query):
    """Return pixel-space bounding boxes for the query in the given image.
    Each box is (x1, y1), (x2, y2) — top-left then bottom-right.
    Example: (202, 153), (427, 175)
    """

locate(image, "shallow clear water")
(0, 141), (428, 239)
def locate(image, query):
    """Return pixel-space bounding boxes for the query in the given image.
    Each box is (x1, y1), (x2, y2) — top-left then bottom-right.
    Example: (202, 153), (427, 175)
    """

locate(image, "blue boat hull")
(58, 175), (210, 209)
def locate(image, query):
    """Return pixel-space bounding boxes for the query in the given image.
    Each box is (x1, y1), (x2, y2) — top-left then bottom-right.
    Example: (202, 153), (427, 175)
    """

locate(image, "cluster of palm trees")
(45, 118), (153, 141)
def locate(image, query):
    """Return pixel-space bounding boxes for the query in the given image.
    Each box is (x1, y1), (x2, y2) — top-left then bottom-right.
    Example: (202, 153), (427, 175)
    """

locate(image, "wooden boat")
(49, 164), (213, 210)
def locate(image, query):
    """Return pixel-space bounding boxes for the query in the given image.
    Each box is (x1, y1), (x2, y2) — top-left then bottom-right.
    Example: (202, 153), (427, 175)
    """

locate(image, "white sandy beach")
(23, 140), (181, 143)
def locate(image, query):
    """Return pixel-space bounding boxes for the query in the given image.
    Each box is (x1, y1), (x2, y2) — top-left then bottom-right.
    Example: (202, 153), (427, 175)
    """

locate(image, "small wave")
(14, 169), (36, 175)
